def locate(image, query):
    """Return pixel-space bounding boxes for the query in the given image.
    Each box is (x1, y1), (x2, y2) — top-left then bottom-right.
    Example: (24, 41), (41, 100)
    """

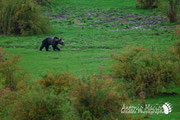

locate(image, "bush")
(0, 48), (28, 91)
(0, 48), (4, 62)
(176, 25), (180, 38)
(0, 88), (18, 118)
(160, 0), (180, 23)
(136, 0), (159, 9)
(39, 71), (78, 94)
(11, 88), (63, 120)
(171, 26), (180, 60)
(32, 0), (52, 6)
(0, 0), (50, 35)
(111, 46), (180, 97)
(70, 75), (129, 120)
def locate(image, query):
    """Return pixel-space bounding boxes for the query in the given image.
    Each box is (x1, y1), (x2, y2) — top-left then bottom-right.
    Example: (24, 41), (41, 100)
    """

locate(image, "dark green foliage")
(32, 0), (52, 6)
(136, 0), (159, 9)
(0, 48), (27, 91)
(11, 88), (63, 120)
(160, 0), (180, 23)
(70, 75), (129, 120)
(171, 26), (180, 61)
(0, 0), (50, 35)
(111, 46), (180, 97)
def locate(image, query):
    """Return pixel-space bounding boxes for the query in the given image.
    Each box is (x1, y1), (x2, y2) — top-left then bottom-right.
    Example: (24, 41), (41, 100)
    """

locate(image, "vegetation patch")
(39, 71), (78, 94)
(111, 46), (180, 97)
(0, 0), (50, 35)
(70, 75), (129, 120)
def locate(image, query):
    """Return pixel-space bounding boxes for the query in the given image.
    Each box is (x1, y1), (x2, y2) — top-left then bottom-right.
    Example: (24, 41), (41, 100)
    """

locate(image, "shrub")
(11, 88), (63, 120)
(70, 75), (129, 120)
(39, 71), (78, 94)
(159, 0), (180, 23)
(0, 0), (50, 35)
(171, 26), (180, 61)
(32, 0), (52, 6)
(0, 48), (28, 91)
(0, 88), (19, 119)
(111, 46), (180, 97)
(170, 25), (180, 60)
(0, 48), (4, 62)
(176, 25), (180, 38)
(136, 0), (159, 9)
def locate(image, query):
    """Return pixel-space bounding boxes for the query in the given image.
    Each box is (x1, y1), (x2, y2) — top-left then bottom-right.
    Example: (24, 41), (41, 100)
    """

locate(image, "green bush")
(0, 0), (50, 35)
(70, 75), (129, 120)
(39, 72), (78, 94)
(0, 88), (19, 119)
(159, 0), (180, 23)
(32, 0), (52, 6)
(136, 0), (159, 9)
(0, 48), (28, 91)
(111, 46), (180, 97)
(171, 26), (180, 63)
(176, 25), (180, 38)
(11, 88), (63, 120)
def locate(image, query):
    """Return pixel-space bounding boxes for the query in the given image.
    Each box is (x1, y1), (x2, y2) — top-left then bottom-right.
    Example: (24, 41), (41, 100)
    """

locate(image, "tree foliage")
(159, 0), (180, 23)
(136, 0), (159, 9)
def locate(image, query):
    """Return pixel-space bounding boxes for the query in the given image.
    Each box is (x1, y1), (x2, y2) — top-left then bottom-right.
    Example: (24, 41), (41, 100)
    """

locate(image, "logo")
(121, 102), (173, 115)
(162, 102), (172, 114)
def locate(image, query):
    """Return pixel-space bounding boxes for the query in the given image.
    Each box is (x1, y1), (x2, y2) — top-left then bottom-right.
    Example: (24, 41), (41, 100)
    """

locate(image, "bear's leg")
(40, 41), (46, 51)
(52, 46), (56, 51)
(55, 46), (60, 51)
(40, 44), (45, 51)
(45, 45), (49, 51)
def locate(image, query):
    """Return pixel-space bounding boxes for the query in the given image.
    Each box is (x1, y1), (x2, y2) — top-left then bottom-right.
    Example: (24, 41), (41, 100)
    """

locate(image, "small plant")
(70, 75), (129, 120)
(39, 71), (78, 94)
(136, 0), (159, 9)
(111, 46), (180, 97)
(0, 0), (50, 35)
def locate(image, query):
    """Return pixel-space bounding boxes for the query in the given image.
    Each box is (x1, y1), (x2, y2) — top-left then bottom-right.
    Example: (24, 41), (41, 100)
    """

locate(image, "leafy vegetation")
(11, 89), (63, 120)
(136, 0), (159, 9)
(70, 75), (129, 120)
(160, 0), (180, 23)
(32, 0), (52, 6)
(0, 48), (28, 91)
(40, 71), (78, 94)
(0, 0), (50, 35)
(111, 46), (180, 97)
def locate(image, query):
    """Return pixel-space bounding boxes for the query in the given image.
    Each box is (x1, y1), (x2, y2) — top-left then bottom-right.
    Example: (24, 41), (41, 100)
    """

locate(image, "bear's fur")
(40, 37), (65, 51)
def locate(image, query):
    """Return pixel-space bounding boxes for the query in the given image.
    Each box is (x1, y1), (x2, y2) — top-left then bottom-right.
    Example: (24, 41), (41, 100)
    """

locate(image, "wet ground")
(54, 8), (169, 30)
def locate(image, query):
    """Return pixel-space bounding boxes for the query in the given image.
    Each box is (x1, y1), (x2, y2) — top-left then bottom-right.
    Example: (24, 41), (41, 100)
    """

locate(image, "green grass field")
(0, 0), (180, 119)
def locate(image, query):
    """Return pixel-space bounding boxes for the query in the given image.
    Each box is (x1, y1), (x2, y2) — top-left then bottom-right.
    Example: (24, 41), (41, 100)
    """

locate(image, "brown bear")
(40, 36), (65, 51)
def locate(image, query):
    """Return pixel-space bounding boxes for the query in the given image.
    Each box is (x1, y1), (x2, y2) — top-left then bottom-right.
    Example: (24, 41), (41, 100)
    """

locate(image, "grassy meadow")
(0, 0), (180, 119)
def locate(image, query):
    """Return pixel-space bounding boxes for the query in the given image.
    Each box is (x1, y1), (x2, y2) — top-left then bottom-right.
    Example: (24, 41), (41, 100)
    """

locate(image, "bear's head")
(59, 38), (65, 46)
(54, 37), (65, 46)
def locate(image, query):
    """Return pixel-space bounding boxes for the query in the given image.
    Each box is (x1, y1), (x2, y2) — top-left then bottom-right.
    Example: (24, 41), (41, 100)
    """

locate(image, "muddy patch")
(54, 8), (169, 30)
